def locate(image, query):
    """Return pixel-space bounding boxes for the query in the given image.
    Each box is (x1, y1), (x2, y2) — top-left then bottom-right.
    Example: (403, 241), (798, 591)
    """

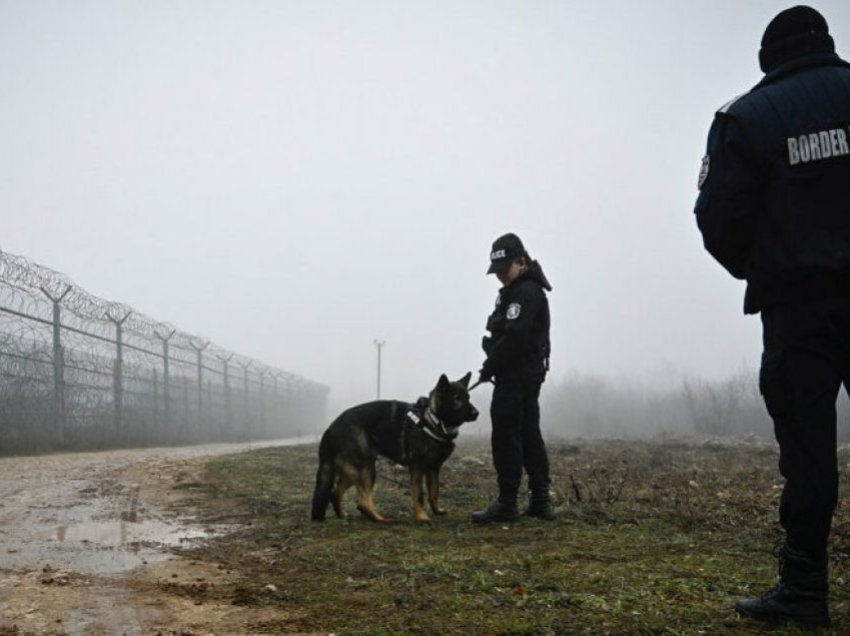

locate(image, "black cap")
(487, 233), (527, 275)
(759, 6), (834, 73)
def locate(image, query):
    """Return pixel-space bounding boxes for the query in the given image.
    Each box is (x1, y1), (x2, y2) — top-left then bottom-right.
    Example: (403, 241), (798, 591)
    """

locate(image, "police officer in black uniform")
(472, 233), (555, 523)
(695, 6), (850, 628)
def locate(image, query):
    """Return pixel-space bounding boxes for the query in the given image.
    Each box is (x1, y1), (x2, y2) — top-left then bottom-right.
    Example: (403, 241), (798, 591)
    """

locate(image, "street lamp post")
(373, 339), (385, 399)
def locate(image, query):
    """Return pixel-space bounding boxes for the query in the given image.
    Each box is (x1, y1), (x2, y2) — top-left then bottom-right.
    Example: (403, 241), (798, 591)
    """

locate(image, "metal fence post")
(41, 285), (71, 447)
(282, 376), (292, 435)
(182, 378), (190, 426)
(155, 328), (176, 430)
(259, 369), (266, 436)
(219, 353), (234, 434)
(202, 378), (212, 435)
(107, 310), (132, 431)
(242, 363), (251, 396)
(272, 373), (280, 436)
(239, 361), (252, 438)
(190, 340), (209, 427)
(152, 366), (159, 427)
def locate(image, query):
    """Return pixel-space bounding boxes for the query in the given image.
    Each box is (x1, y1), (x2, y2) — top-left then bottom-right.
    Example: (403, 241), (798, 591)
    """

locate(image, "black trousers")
(490, 378), (551, 502)
(760, 297), (850, 559)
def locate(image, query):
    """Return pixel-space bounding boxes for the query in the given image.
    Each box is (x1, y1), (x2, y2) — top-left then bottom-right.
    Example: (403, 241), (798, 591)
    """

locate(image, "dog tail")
(311, 458), (335, 522)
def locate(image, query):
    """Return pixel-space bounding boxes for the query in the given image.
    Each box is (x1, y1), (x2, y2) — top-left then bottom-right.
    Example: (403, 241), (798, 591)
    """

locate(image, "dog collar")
(422, 407), (459, 442)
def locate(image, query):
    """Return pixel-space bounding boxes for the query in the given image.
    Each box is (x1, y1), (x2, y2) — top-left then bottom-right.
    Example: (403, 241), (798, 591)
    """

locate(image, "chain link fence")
(0, 249), (328, 454)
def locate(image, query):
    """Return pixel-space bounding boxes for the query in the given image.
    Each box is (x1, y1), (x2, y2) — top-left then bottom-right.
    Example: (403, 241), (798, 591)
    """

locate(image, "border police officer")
(695, 6), (850, 628)
(472, 233), (555, 523)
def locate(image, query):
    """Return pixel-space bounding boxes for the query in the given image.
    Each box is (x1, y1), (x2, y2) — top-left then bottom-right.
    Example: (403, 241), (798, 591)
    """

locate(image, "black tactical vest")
(485, 277), (551, 382)
(727, 55), (850, 312)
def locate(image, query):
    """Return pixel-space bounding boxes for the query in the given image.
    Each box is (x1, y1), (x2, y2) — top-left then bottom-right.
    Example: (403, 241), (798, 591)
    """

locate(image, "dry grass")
(166, 437), (850, 634)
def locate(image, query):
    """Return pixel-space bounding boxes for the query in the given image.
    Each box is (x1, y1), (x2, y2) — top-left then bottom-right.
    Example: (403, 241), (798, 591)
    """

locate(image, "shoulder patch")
(506, 303), (521, 320)
(698, 154), (710, 189)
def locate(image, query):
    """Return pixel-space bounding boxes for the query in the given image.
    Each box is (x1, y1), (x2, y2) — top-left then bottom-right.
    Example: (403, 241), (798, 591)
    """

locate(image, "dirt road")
(0, 439), (310, 635)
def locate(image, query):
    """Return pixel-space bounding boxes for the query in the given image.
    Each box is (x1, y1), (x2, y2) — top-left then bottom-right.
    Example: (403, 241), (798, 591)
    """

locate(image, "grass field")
(171, 437), (850, 634)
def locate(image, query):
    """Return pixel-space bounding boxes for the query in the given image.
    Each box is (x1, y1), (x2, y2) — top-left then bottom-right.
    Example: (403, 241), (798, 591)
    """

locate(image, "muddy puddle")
(0, 437), (311, 576)
(4, 513), (229, 575)
(0, 437), (314, 634)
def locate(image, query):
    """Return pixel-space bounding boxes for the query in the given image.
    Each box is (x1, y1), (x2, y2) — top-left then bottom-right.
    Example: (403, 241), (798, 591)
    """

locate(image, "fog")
(3, 1), (850, 428)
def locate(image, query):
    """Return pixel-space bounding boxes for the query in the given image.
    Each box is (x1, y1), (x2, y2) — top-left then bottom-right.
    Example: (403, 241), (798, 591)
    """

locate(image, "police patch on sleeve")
(506, 303), (521, 319)
(697, 154), (710, 189)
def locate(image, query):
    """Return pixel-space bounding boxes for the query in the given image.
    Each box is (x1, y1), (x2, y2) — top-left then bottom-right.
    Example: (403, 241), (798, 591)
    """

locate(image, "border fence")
(0, 249), (328, 454)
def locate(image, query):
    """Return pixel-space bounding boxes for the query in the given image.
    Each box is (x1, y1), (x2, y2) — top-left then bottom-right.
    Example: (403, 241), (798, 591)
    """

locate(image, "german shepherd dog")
(311, 373), (478, 522)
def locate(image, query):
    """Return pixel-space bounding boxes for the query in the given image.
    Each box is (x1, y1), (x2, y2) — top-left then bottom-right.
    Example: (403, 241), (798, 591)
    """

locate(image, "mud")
(0, 439), (311, 635)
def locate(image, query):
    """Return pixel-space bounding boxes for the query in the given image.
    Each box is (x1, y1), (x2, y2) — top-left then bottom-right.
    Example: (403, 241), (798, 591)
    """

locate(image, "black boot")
(523, 496), (556, 520)
(471, 500), (519, 524)
(735, 545), (830, 628)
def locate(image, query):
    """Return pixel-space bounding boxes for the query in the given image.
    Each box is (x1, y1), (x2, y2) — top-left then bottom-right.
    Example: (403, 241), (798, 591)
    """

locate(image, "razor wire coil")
(0, 248), (327, 453)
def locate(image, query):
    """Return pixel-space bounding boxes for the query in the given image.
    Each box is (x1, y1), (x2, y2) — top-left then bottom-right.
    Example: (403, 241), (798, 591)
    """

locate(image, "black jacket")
(481, 261), (551, 383)
(695, 52), (850, 314)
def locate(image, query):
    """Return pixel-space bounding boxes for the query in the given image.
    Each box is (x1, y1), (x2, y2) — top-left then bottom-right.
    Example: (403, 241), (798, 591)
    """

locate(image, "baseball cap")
(487, 233), (527, 275)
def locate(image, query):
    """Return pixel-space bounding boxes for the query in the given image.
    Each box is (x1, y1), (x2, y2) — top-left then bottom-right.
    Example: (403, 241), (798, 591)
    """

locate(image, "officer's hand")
(478, 367), (493, 384)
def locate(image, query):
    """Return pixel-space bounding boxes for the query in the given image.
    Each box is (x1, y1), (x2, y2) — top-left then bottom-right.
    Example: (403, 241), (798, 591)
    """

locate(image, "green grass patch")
(175, 438), (850, 634)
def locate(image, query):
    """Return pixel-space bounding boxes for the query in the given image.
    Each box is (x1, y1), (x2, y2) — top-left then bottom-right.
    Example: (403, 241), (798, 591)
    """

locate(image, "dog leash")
(467, 379), (492, 392)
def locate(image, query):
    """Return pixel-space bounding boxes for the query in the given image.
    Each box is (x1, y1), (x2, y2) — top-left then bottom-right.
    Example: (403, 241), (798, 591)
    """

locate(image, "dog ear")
(437, 373), (450, 389)
(459, 371), (472, 388)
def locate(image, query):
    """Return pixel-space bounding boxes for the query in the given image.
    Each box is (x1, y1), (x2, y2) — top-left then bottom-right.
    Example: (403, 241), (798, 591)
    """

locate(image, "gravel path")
(0, 438), (309, 634)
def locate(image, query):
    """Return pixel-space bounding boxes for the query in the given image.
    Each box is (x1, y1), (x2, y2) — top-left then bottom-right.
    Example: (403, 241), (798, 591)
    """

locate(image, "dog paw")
(357, 504), (387, 522)
(431, 506), (447, 516)
(414, 514), (432, 523)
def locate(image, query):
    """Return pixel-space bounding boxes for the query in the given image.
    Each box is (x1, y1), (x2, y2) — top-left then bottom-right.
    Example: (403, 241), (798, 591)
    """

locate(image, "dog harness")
(403, 397), (458, 450)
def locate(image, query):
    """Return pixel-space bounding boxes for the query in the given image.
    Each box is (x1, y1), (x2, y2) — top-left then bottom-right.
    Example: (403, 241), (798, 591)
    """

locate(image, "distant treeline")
(542, 368), (850, 440)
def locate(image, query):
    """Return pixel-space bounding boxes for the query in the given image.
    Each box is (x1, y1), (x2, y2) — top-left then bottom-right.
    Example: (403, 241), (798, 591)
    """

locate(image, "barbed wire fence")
(0, 249), (329, 454)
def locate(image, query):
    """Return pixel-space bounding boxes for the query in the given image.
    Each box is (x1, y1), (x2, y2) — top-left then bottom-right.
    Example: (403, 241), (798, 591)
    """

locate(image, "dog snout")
(468, 406), (479, 421)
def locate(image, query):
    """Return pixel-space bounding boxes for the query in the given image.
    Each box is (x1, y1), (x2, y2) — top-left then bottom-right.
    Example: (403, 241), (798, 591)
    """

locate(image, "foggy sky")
(3, 1), (849, 412)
